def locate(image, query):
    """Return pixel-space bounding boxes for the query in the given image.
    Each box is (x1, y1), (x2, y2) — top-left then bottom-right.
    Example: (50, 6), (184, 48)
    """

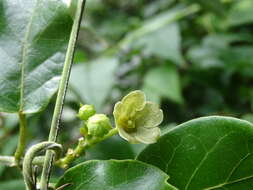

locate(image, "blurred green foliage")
(1, 0), (253, 186)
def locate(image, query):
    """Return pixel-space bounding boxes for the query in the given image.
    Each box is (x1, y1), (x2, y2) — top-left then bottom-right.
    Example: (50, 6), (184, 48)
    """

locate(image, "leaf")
(143, 0), (176, 17)
(186, 0), (226, 15)
(0, 0), (72, 113)
(187, 34), (253, 72)
(69, 56), (118, 111)
(85, 136), (135, 160)
(137, 116), (253, 190)
(0, 180), (25, 190)
(56, 160), (177, 190)
(134, 23), (184, 65)
(241, 114), (253, 124)
(221, 46), (253, 77)
(228, 0), (253, 27)
(142, 64), (183, 104)
(120, 5), (199, 52)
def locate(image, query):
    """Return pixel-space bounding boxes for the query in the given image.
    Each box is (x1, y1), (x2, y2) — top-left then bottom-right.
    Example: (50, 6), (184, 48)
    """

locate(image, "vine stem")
(0, 156), (45, 167)
(23, 142), (62, 190)
(14, 112), (27, 167)
(56, 128), (118, 168)
(40, 0), (86, 189)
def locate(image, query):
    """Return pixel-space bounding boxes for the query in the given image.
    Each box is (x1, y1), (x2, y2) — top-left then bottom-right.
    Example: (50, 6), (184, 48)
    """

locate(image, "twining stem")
(40, 0), (86, 189)
(56, 128), (118, 168)
(23, 142), (62, 190)
(14, 112), (27, 167)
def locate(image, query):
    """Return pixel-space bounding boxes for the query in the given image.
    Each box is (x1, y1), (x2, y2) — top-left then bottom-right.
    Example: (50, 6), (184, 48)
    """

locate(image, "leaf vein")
(185, 133), (232, 190)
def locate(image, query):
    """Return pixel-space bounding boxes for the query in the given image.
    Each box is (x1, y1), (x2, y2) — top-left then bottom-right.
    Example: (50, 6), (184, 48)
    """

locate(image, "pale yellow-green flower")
(113, 90), (163, 144)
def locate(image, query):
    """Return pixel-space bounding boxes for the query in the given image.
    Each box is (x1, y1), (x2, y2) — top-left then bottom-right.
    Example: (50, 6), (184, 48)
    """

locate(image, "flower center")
(119, 117), (136, 133)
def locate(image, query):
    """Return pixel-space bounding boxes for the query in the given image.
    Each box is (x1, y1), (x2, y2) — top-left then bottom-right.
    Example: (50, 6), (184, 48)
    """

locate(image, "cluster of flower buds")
(77, 90), (163, 144)
(78, 104), (112, 138)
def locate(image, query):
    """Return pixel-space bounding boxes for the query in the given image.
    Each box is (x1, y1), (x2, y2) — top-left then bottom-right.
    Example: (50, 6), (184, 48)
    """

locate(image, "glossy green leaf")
(138, 116), (253, 190)
(69, 56), (118, 111)
(142, 64), (183, 104)
(56, 160), (177, 190)
(0, 0), (72, 113)
(85, 136), (135, 160)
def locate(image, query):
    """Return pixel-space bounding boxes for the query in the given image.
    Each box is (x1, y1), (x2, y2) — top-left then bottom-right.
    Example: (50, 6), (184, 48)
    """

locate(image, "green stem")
(14, 112), (27, 167)
(0, 156), (15, 166)
(23, 142), (62, 190)
(40, 0), (86, 189)
(56, 128), (118, 168)
(0, 156), (46, 167)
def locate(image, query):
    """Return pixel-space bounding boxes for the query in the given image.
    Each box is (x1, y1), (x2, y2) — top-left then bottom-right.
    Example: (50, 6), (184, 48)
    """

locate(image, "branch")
(0, 155), (45, 167)
(56, 128), (118, 168)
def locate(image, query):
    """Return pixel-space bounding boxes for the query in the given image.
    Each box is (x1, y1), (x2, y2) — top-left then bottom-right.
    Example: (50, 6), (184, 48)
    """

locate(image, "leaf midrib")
(19, 0), (40, 112)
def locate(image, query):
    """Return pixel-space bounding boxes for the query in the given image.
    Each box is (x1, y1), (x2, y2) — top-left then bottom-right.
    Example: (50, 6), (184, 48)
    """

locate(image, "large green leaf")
(142, 64), (183, 104)
(0, 0), (72, 113)
(85, 136), (135, 160)
(56, 160), (177, 190)
(138, 116), (253, 190)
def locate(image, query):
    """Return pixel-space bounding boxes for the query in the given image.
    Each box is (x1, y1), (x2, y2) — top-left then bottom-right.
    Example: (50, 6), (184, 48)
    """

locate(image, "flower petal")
(113, 102), (123, 122)
(117, 127), (140, 144)
(135, 101), (163, 128)
(135, 126), (161, 144)
(121, 90), (146, 117)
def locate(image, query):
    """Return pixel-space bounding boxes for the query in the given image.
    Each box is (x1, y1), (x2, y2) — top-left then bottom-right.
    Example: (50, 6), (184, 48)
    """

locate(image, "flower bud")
(78, 104), (96, 121)
(87, 114), (112, 137)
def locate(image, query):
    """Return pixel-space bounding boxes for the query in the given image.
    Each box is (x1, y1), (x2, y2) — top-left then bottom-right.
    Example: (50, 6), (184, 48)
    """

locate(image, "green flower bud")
(87, 114), (112, 137)
(78, 105), (96, 121)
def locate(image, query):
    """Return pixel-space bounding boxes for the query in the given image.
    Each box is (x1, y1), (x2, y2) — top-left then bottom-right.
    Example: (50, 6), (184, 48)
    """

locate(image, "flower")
(113, 90), (163, 144)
